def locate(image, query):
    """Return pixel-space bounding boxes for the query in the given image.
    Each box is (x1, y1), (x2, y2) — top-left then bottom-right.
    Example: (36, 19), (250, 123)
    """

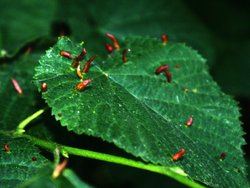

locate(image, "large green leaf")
(0, 136), (49, 187)
(34, 37), (248, 187)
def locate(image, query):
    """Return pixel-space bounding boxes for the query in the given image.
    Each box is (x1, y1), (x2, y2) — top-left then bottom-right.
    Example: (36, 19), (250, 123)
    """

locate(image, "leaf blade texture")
(0, 136), (49, 187)
(34, 37), (248, 187)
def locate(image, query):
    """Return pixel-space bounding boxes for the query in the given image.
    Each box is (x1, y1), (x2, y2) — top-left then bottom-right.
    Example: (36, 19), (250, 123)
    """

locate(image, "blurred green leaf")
(57, 0), (215, 64)
(0, 0), (57, 56)
(0, 52), (42, 131)
(0, 0), (214, 64)
(21, 168), (93, 188)
(0, 135), (49, 187)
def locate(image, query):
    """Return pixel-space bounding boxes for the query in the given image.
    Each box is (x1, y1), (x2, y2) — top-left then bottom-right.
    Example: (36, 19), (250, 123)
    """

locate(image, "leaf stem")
(16, 109), (45, 134)
(21, 134), (204, 188)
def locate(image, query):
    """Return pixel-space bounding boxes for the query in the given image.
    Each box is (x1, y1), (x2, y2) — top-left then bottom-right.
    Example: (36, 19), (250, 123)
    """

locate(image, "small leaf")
(34, 37), (248, 187)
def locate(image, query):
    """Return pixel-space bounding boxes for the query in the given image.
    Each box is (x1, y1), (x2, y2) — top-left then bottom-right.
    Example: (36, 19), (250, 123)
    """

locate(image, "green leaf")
(34, 37), (248, 187)
(20, 167), (93, 188)
(0, 52), (43, 131)
(0, 0), (56, 55)
(0, 135), (49, 187)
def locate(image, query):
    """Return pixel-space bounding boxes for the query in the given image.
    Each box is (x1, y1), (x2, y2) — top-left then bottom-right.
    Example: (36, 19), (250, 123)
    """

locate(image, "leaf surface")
(0, 135), (49, 187)
(0, 52), (42, 131)
(0, 0), (56, 55)
(34, 37), (248, 187)
(20, 168), (93, 188)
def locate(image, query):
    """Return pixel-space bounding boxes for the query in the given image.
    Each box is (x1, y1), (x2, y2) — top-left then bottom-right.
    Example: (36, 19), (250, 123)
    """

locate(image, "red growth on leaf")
(155, 65), (172, 82)
(11, 78), (23, 94)
(76, 64), (83, 79)
(175, 65), (181, 68)
(32, 157), (37, 161)
(163, 69), (172, 82)
(161, 34), (168, 45)
(220, 153), (226, 160)
(25, 47), (32, 54)
(4, 144), (10, 152)
(71, 48), (87, 68)
(185, 117), (193, 127)
(58, 113), (62, 117)
(52, 159), (68, 179)
(155, 65), (170, 75)
(172, 149), (185, 161)
(105, 43), (113, 53)
(106, 33), (120, 49)
(60, 50), (72, 59)
(78, 48), (87, 60)
(41, 83), (47, 92)
(75, 79), (92, 91)
(122, 49), (130, 63)
(83, 55), (97, 73)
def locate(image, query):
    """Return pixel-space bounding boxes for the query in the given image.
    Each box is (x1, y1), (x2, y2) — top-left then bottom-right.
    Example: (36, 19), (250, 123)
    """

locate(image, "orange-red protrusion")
(105, 43), (113, 53)
(161, 34), (168, 45)
(60, 50), (72, 59)
(83, 55), (96, 73)
(52, 159), (68, 179)
(106, 33), (120, 50)
(11, 78), (23, 94)
(4, 144), (10, 152)
(122, 49), (130, 63)
(185, 117), (193, 127)
(78, 48), (87, 60)
(32, 157), (37, 161)
(155, 65), (170, 75)
(76, 64), (83, 79)
(41, 83), (47, 92)
(71, 48), (87, 68)
(75, 79), (92, 91)
(163, 69), (172, 82)
(155, 65), (172, 82)
(220, 153), (226, 161)
(172, 149), (185, 161)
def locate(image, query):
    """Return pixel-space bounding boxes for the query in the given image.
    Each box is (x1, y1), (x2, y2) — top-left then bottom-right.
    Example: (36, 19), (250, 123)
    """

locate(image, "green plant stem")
(21, 134), (204, 188)
(16, 109), (45, 134)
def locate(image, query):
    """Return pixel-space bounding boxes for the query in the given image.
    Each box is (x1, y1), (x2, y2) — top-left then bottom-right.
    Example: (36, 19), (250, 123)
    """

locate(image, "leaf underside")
(34, 37), (248, 187)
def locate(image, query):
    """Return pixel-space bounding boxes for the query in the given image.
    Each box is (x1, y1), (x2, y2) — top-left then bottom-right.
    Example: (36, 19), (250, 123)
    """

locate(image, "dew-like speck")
(176, 95), (180, 103)
(87, 128), (94, 134)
